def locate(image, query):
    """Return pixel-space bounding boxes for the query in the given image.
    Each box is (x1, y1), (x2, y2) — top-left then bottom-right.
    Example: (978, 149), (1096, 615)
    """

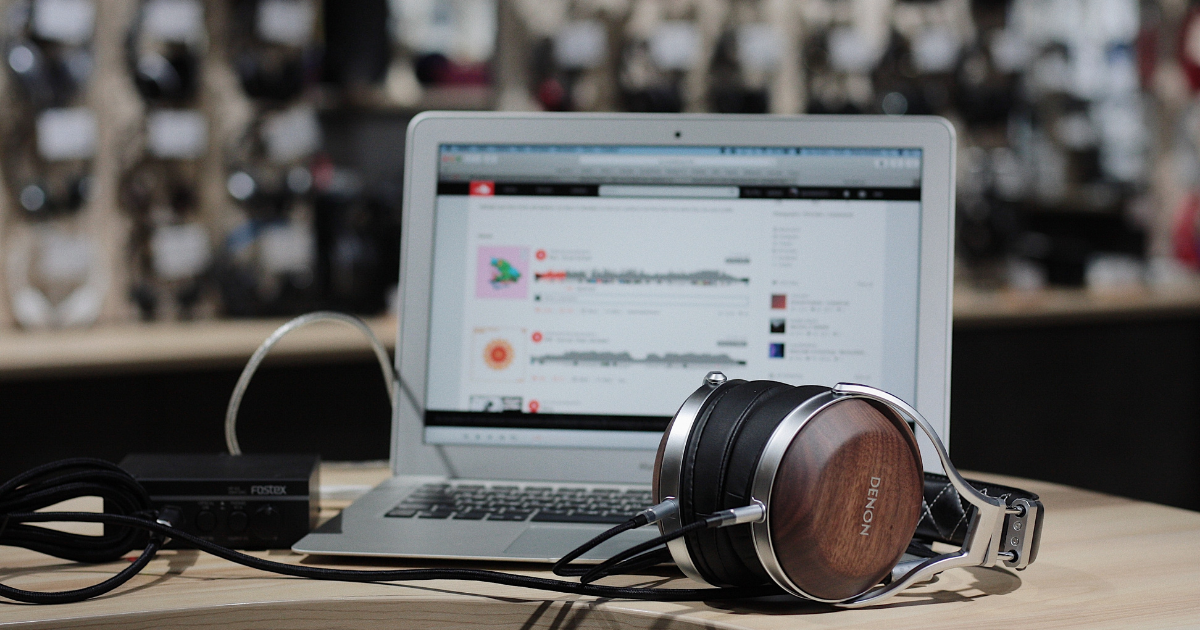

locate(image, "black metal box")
(116, 453), (320, 550)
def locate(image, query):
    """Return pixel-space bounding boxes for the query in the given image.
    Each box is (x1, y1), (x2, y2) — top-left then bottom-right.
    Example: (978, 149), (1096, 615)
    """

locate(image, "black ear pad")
(674, 377), (746, 528)
(713, 384), (831, 586)
(677, 379), (758, 583)
(680, 380), (792, 586)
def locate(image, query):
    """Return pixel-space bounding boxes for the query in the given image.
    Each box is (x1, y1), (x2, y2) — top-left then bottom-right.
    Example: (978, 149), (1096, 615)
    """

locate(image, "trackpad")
(503, 525), (659, 560)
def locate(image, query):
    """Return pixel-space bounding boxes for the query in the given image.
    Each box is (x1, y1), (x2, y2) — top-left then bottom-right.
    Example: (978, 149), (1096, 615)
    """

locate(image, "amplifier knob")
(251, 505), (282, 539)
(195, 510), (216, 533)
(228, 510), (249, 533)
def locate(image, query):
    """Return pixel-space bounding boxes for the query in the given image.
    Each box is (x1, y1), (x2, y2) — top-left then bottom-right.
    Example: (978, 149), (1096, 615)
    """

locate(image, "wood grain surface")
(767, 399), (923, 601)
(1, 465), (1199, 629)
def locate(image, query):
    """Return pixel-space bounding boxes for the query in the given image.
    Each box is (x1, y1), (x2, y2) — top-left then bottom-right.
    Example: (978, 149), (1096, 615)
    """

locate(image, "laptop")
(293, 112), (956, 562)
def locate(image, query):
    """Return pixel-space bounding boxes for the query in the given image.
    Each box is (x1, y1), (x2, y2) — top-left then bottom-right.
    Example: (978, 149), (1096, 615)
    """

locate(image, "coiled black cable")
(0, 458), (154, 562)
(0, 459), (782, 605)
(0, 458), (167, 604)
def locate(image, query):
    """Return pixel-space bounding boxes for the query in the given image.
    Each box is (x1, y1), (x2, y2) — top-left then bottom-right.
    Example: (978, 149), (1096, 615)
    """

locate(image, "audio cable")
(552, 500), (766, 585)
(0, 458), (783, 605)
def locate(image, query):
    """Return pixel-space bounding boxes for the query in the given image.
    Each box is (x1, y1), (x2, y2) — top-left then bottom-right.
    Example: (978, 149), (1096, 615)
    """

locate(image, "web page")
(423, 145), (922, 449)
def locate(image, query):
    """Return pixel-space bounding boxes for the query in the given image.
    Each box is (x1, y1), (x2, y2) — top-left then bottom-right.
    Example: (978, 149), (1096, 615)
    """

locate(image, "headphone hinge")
(997, 498), (1039, 570)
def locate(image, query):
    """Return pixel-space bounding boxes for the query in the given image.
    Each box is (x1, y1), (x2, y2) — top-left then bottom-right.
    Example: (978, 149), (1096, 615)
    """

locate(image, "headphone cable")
(0, 459), (782, 605)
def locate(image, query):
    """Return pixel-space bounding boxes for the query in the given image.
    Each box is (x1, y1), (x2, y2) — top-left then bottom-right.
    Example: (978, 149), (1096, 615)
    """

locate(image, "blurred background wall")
(2, 0), (1200, 510)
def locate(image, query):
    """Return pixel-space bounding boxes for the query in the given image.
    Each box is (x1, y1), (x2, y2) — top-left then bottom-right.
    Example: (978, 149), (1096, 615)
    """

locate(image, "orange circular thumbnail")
(483, 339), (515, 370)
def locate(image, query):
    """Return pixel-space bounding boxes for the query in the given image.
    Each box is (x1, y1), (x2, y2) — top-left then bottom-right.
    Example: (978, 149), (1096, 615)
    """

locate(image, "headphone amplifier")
(114, 453), (320, 550)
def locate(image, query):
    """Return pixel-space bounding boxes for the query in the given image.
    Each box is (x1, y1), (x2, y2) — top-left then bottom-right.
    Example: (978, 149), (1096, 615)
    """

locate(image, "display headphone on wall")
(0, 353), (1042, 606)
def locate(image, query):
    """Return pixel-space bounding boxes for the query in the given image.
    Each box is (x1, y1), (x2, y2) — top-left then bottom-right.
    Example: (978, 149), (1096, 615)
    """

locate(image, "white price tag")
(649, 21), (699, 70)
(260, 222), (314, 274)
(1094, 0), (1139, 44)
(37, 230), (94, 282)
(737, 23), (781, 71)
(827, 27), (883, 73)
(32, 0), (95, 44)
(262, 105), (321, 163)
(36, 108), (97, 160)
(554, 20), (606, 69)
(151, 223), (211, 279)
(912, 28), (960, 74)
(142, 0), (204, 43)
(257, 0), (314, 46)
(456, 0), (497, 62)
(989, 30), (1030, 73)
(147, 109), (208, 159)
(395, 0), (497, 63)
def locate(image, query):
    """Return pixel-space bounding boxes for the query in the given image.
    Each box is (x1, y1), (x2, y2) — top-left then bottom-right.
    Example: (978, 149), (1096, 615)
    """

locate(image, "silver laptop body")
(294, 112), (956, 562)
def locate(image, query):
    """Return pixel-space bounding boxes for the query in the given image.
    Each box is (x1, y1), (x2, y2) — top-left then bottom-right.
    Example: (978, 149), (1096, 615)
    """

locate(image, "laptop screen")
(422, 144), (923, 450)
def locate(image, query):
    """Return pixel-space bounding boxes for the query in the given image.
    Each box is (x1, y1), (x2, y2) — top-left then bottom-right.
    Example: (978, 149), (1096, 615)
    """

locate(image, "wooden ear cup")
(763, 398), (923, 601)
(654, 380), (924, 602)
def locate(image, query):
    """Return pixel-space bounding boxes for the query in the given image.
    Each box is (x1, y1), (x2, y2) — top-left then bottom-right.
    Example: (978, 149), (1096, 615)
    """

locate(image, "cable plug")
(635, 499), (679, 526)
(153, 506), (183, 546)
(704, 501), (766, 528)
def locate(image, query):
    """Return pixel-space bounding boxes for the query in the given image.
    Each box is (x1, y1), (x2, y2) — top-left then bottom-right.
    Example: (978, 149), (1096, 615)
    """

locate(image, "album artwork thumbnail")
(476, 246), (529, 299)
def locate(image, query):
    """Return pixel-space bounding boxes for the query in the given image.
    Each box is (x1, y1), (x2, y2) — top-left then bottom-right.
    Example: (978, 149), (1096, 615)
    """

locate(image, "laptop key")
(453, 510), (490, 520)
(385, 508), (418, 518)
(531, 510), (631, 524)
(488, 512), (530, 521)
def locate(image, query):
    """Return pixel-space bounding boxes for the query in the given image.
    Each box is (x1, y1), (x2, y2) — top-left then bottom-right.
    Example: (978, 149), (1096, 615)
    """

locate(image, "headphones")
(4, 223), (107, 328)
(651, 372), (1043, 607)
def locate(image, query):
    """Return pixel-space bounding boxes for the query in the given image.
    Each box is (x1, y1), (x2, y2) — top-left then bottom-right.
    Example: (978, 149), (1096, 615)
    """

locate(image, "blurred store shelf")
(954, 282), (1200, 327)
(0, 315), (396, 380)
(6, 280), (1200, 380)
(313, 85), (494, 113)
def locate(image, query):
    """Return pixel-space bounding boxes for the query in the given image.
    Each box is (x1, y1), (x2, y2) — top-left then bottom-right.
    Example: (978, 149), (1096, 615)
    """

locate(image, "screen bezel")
(394, 113), (955, 483)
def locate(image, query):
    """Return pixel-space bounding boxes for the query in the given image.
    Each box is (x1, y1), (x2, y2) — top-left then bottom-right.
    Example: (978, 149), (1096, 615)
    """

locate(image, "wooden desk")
(2, 468), (1198, 629)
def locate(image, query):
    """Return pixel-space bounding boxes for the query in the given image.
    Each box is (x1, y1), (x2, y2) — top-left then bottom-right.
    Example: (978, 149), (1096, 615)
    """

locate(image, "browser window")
(423, 144), (922, 449)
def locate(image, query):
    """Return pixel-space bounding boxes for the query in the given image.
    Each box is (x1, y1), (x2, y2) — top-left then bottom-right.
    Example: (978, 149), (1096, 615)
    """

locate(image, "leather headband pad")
(917, 473), (1043, 547)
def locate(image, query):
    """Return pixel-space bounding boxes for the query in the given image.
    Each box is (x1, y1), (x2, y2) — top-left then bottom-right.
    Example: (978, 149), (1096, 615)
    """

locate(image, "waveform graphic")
(533, 269), (749, 286)
(530, 351), (746, 367)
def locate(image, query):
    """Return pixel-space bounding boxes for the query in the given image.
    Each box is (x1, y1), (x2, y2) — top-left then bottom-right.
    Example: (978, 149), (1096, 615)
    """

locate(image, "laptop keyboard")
(385, 483), (654, 524)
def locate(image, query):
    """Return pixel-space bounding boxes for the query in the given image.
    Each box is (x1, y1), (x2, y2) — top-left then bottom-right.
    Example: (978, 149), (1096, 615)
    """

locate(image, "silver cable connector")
(155, 518), (175, 546)
(708, 500), (766, 528)
(639, 498), (679, 525)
